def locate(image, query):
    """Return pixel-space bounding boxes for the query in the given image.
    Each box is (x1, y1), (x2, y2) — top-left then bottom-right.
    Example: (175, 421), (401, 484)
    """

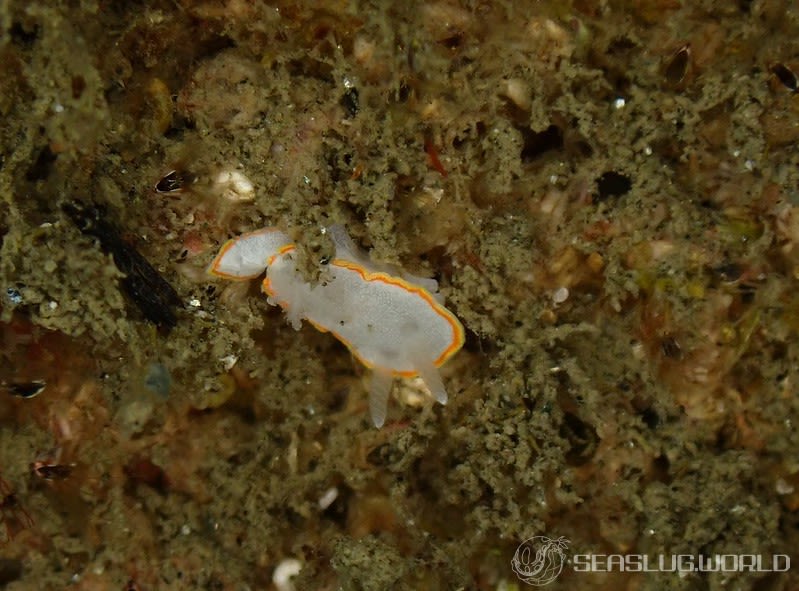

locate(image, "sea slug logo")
(511, 534), (791, 585)
(511, 535), (570, 586)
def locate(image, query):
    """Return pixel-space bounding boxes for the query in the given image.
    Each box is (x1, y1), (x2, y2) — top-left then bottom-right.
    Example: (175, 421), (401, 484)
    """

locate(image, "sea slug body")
(207, 227), (293, 280)
(208, 225), (465, 427)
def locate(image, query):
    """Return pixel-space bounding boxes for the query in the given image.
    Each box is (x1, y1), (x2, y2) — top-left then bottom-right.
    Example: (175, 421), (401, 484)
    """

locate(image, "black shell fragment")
(63, 201), (181, 330)
(4, 381), (46, 399)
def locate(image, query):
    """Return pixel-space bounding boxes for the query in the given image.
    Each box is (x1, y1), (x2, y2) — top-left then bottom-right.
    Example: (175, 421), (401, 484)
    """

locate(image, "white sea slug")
(208, 225), (465, 427)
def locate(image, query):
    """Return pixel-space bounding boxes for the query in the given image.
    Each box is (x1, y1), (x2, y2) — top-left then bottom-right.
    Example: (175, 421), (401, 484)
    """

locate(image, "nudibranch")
(208, 225), (465, 427)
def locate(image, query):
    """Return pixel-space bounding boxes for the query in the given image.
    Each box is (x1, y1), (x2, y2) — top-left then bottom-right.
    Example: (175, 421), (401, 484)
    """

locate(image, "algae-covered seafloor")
(1, 1), (799, 589)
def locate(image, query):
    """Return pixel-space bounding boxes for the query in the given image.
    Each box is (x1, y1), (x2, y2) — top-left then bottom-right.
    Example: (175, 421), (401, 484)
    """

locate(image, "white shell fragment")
(318, 487), (339, 510)
(552, 286), (569, 305)
(208, 225), (465, 427)
(214, 170), (255, 202)
(272, 558), (302, 591)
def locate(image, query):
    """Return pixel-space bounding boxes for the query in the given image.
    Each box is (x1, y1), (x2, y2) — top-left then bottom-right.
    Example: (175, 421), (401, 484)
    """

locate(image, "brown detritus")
(395, 185), (470, 255)
(0, 314), (98, 432)
(532, 244), (605, 295)
(124, 457), (169, 494)
(0, 559), (23, 586)
(659, 335), (682, 360)
(176, 49), (269, 132)
(346, 493), (400, 539)
(340, 86), (359, 118)
(559, 411), (599, 467)
(0, 477), (33, 543)
(761, 109), (799, 147)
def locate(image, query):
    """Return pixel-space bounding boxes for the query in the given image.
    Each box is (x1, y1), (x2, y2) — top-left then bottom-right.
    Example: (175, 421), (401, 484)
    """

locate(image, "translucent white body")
(208, 228), (292, 279)
(209, 225), (464, 427)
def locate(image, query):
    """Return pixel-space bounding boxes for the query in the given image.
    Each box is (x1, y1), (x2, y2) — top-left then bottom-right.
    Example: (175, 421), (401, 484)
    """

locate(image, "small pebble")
(220, 355), (238, 371)
(273, 558), (302, 591)
(144, 362), (171, 398)
(6, 288), (23, 304)
(776, 478), (794, 495)
(318, 487), (339, 510)
(552, 286), (569, 305)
